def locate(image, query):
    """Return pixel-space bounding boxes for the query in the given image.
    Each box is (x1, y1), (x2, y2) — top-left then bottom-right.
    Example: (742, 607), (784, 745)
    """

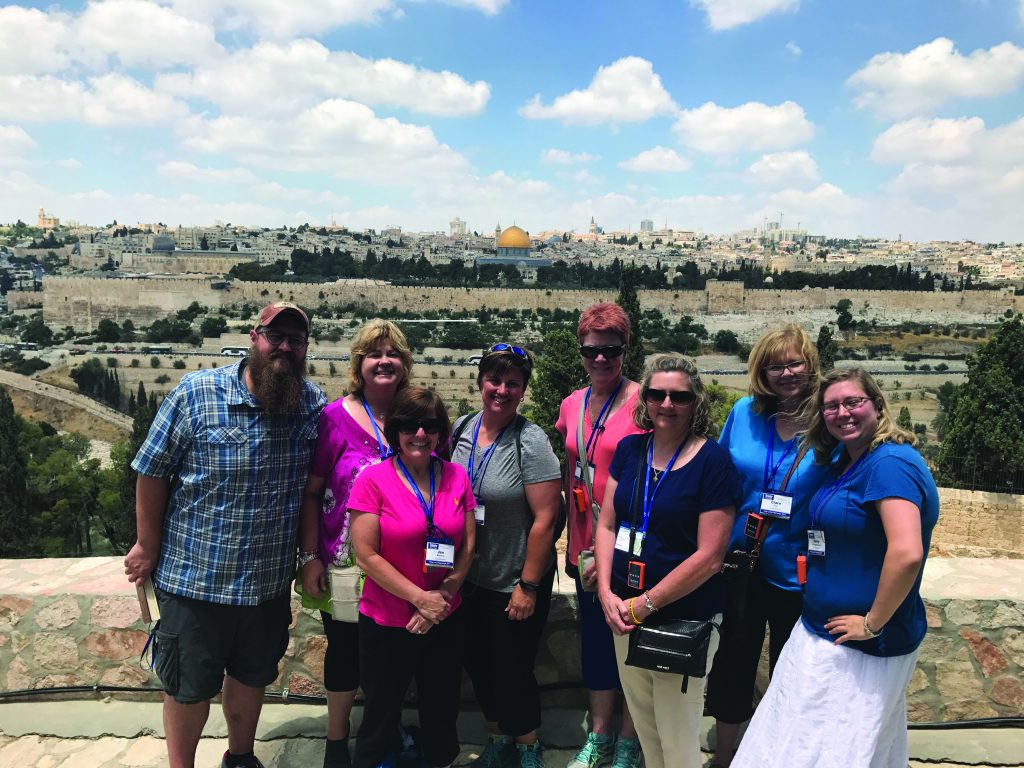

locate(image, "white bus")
(220, 346), (248, 357)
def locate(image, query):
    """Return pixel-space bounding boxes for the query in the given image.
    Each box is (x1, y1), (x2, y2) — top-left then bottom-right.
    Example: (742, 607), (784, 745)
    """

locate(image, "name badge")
(574, 459), (597, 482)
(474, 503), (486, 526)
(807, 529), (826, 557)
(615, 525), (643, 555)
(760, 491), (793, 519)
(424, 539), (455, 569)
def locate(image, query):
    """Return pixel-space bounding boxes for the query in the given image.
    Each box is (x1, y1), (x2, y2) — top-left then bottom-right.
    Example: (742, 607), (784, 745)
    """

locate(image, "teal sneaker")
(471, 735), (512, 768)
(610, 738), (641, 768)
(516, 740), (544, 768)
(565, 733), (614, 768)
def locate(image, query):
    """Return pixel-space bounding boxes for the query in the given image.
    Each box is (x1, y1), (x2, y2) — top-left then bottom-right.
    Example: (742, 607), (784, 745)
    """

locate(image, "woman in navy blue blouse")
(594, 353), (738, 768)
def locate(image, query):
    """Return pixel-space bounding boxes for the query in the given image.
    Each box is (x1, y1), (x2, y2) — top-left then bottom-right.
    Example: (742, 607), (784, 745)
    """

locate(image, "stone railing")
(1, 557), (1021, 721)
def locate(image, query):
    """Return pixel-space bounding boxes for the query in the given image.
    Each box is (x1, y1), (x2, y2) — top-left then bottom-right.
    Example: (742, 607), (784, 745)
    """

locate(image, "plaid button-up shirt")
(132, 361), (326, 605)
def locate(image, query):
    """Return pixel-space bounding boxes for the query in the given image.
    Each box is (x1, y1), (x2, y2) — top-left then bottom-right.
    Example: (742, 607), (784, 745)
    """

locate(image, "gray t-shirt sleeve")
(520, 421), (562, 485)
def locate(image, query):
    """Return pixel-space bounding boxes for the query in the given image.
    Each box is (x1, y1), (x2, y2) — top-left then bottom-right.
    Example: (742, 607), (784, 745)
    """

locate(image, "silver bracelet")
(297, 550), (320, 568)
(863, 613), (883, 638)
(643, 591), (657, 613)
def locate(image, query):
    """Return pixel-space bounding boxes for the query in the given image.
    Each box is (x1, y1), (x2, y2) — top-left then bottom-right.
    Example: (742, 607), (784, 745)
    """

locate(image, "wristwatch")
(297, 550), (320, 569)
(515, 576), (541, 593)
(642, 591), (658, 614)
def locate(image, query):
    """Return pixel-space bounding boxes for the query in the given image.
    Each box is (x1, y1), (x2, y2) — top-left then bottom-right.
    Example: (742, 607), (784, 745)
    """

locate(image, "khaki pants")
(613, 615), (721, 768)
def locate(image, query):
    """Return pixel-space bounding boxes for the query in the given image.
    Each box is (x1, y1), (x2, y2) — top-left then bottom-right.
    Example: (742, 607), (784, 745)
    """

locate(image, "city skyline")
(0, 1), (1023, 241)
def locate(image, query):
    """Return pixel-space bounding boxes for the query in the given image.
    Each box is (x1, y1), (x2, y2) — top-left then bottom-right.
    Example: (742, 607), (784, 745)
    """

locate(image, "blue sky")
(1, 0), (1022, 241)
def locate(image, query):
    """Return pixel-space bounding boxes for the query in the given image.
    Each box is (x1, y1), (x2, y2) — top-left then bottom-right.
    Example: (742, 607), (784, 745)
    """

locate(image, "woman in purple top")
(297, 319), (414, 768)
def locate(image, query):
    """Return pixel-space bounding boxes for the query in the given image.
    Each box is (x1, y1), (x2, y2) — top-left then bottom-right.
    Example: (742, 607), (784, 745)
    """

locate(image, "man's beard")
(248, 346), (307, 413)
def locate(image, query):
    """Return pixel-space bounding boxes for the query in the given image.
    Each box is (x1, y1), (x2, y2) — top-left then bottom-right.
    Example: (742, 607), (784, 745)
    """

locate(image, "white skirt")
(731, 620), (918, 768)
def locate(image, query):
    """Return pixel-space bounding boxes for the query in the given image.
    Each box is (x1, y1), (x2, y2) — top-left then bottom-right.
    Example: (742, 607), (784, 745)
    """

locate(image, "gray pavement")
(1, 700), (1021, 767)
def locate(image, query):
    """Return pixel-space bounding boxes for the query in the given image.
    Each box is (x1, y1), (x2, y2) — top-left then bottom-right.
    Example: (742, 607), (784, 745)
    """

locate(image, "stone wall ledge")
(1, 557), (1022, 722)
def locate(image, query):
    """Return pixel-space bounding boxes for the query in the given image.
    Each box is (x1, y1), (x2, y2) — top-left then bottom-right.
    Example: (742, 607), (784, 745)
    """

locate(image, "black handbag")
(625, 616), (719, 693)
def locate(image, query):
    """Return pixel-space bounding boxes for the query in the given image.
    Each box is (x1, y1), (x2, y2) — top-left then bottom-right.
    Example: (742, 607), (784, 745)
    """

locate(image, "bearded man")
(125, 301), (326, 768)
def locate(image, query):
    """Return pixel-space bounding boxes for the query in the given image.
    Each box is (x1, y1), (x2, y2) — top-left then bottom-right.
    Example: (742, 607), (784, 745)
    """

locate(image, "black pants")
(462, 569), (554, 738)
(706, 573), (803, 724)
(354, 609), (466, 768)
(320, 611), (361, 692)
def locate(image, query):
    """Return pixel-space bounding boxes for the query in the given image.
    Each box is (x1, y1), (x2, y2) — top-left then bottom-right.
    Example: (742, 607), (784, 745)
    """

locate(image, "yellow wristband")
(628, 598), (644, 625)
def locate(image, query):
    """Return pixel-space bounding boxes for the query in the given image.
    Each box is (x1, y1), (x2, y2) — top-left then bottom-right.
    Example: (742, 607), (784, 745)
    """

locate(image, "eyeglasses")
(763, 360), (807, 376)
(256, 328), (308, 349)
(579, 344), (625, 360)
(487, 343), (528, 358)
(395, 418), (444, 435)
(645, 388), (696, 406)
(821, 396), (874, 415)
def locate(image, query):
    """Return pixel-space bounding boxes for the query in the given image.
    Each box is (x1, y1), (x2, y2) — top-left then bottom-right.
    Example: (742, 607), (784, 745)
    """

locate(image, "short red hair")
(577, 302), (630, 346)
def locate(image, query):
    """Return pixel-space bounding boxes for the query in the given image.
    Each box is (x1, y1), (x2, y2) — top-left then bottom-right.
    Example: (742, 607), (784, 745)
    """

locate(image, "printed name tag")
(574, 459), (597, 482)
(760, 491), (793, 519)
(807, 529), (826, 557)
(615, 525), (643, 555)
(474, 503), (486, 526)
(424, 540), (455, 569)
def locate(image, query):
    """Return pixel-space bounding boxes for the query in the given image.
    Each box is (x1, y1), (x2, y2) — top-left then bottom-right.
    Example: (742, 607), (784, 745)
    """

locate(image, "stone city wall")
(1, 556), (1021, 722)
(932, 488), (1024, 558)
(33, 275), (1024, 332)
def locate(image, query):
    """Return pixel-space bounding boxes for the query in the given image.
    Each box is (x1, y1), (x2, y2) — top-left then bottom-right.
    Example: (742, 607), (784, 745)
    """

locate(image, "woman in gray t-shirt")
(451, 343), (562, 768)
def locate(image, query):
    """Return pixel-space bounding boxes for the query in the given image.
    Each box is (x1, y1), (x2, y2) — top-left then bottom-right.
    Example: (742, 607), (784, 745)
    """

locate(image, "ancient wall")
(1, 556), (1021, 722)
(932, 488), (1024, 558)
(38, 275), (1024, 332)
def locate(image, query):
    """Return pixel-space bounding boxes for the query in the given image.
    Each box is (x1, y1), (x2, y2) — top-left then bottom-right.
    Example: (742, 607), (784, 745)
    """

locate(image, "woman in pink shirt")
(556, 303), (645, 768)
(349, 387), (476, 768)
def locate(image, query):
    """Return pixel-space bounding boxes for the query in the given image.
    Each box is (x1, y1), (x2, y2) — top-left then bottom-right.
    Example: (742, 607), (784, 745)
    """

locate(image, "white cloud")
(541, 149), (598, 165)
(157, 161), (257, 184)
(673, 101), (814, 155)
(441, 0), (510, 13)
(56, 158), (83, 169)
(75, 0), (222, 69)
(0, 125), (37, 165)
(848, 37), (1024, 119)
(745, 150), (819, 188)
(0, 73), (189, 125)
(619, 146), (692, 173)
(181, 99), (471, 183)
(572, 169), (601, 185)
(166, 0), (399, 39)
(785, 41), (802, 56)
(520, 57), (677, 125)
(689, 0), (800, 31)
(0, 6), (71, 75)
(156, 41), (490, 117)
(871, 117), (986, 164)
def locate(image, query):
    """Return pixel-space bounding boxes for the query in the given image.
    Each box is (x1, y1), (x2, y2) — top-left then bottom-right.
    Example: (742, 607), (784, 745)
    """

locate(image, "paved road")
(0, 368), (132, 433)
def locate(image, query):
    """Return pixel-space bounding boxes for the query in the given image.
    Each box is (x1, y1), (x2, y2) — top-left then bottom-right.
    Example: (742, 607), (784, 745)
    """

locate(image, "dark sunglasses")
(395, 419), (444, 435)
(487, 343), (528, 358)
(644, 388), (696, 406)
(579, 344), (625, 359)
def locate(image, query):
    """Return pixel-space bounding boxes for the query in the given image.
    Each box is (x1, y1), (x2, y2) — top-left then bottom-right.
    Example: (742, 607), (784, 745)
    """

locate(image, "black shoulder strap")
(450, 411), (525, 471)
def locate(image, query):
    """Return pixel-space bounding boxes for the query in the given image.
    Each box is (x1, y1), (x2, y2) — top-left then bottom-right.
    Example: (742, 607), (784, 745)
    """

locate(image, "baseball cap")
(254, 301), (309, 332)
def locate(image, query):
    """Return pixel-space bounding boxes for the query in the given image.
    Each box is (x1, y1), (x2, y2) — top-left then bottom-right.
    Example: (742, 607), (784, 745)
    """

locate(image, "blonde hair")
(806, 367), (916, 464)
(347, 319), (414, 394)
(747, 324), (821, 417)
(633, 354), (713, 437)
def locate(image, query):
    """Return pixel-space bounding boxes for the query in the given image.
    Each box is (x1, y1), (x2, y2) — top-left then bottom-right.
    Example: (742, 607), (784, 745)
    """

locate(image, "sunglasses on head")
(487, 343), (528, 358)
(644, 388), (696, 406)
(395, 418), (444, 435)
(579, 344), (625, 359)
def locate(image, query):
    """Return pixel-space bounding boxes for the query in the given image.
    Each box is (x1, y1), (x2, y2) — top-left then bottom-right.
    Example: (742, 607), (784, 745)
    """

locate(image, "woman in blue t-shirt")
(732, 367), (939, 768)
(706, 324), (832, 768)
(595, 354), (738, 768)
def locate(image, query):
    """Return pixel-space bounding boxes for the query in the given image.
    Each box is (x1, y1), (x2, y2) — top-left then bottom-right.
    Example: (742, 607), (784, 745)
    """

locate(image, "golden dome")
(497, 225), (531, 249)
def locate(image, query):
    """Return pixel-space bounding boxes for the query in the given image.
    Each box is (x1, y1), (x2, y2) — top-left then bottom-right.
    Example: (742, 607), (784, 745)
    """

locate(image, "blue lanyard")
(583, 378), (624, 462)
(638, 437), (687, 535)
(466, 416), (508, 493)
(763, 415), (797, 491)
(395, 456), (436, 528)
(360, 396), (390, 461)
(809, 451), (867, 529)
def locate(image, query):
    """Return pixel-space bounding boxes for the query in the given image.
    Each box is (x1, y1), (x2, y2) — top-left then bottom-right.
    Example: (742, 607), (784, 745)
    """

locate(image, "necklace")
(650, 467), (664, 484)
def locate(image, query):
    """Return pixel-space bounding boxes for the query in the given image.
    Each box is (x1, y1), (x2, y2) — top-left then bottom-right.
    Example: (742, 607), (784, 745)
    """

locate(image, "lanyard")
(809, 451), (867, 529)
(763, 415), (797, 491)
(360, 396), (390, 461)
(583, 378), (624, 462)
(395, 456), (436, 528)
(466, 415), (509, 493)
(635, 436), (688, 536)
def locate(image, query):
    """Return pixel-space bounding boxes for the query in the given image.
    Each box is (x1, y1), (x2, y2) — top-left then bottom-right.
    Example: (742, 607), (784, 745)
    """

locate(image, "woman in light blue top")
(706, 324), (831, 768)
